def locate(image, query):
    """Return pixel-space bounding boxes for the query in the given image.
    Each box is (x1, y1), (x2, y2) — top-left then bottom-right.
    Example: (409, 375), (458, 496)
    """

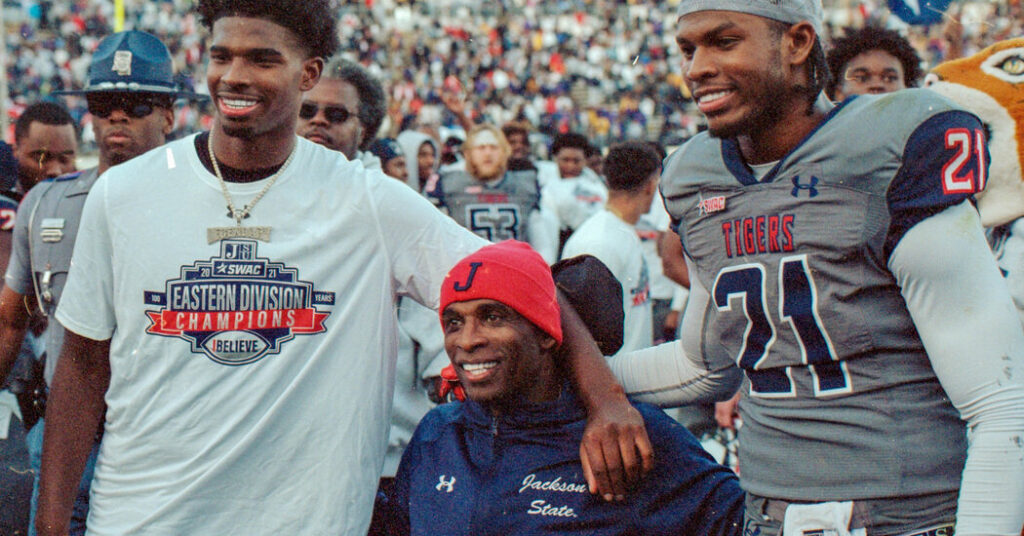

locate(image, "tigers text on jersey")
(662, 90), (987, 502)
(427, 168), (541, 242)
(55, 135), (487, 535)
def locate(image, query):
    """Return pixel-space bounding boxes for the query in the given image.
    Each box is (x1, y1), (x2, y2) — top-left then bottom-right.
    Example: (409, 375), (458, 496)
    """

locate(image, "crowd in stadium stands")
(2, 0), (1020, 153)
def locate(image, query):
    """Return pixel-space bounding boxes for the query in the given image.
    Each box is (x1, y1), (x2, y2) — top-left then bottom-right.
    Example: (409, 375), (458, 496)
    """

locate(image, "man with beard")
(0, 30), (202, 536)
(602, 1), (1024, 535)
(298, 57), (386, 170)
(427, 124), (558, 263)
(34, 2), (651, 534)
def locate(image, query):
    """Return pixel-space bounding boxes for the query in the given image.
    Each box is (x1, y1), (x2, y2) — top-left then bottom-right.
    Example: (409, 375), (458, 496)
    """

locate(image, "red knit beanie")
(440, 240), (562, 344)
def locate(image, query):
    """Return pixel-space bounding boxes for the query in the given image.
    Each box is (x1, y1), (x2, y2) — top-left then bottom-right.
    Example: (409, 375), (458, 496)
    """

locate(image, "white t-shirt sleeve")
(889, 201), (1024, 535)
(54, 174), (116, 341)
(608, 256), (742, 406)
(527, 207), (559, 265)
(368, 172), (488, 309)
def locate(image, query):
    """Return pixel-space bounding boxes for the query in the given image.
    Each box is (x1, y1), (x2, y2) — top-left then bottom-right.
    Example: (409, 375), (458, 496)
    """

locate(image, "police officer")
(0, 30), (205, 536)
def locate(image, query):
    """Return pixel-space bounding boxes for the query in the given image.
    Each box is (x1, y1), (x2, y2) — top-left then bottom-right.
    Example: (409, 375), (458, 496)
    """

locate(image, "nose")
(451, 319), (487, 352)
(42, 158), (65, 178)
(309, 108), (329, 127)
(684, 47), (717, 83)
(106, 107), (130, 123)
(219, 57), (251, 88)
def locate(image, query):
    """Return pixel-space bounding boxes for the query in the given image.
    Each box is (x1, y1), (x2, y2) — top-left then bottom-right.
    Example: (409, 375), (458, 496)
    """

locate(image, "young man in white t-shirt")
(34, 2), (651, 535)
(562, 142), (662, 355)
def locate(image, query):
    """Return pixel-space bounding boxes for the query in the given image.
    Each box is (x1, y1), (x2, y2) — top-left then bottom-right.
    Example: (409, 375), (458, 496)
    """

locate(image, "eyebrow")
(209, 46), (285, 60)
(677, 22), (739, 47)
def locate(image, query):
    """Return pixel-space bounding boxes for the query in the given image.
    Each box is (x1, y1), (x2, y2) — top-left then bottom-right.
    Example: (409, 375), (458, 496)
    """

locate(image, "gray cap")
(677, 0), (824, 37)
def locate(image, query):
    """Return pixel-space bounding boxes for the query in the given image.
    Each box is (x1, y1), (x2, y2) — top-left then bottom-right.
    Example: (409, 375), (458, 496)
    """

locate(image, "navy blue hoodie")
(388, 390), (744, 535)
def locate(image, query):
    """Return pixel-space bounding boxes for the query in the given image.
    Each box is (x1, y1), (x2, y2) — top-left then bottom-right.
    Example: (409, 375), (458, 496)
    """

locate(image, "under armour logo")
(436, 475), (456, 493)
(791, 176), (820, 198)
(453, 262), (482, 292)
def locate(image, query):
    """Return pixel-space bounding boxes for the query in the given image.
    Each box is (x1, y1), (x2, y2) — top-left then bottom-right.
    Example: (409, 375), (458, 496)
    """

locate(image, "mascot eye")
(999, 56), (1024, 76)
(982, 48), (1024, 83)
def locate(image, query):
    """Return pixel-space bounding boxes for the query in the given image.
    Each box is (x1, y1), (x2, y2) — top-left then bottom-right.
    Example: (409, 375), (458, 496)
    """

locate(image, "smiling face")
(676, 11), (792, 139)
(442, 299), (559, 412)
(206, 16), (321, 142)
(298, 78), (363, 159)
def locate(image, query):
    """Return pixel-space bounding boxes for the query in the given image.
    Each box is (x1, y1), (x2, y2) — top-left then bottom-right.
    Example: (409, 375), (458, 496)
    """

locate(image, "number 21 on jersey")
(713, 254), (852, 398)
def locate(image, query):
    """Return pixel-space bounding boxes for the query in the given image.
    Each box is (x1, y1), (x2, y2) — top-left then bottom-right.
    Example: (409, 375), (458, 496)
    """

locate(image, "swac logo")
(143, 240), (335, 366)
(791, 175), (820, 198)
(436, 475), (456, 493)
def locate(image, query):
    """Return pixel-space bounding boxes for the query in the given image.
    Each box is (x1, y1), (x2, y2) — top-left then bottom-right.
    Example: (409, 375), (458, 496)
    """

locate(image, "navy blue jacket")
(389, 391), (744, 535)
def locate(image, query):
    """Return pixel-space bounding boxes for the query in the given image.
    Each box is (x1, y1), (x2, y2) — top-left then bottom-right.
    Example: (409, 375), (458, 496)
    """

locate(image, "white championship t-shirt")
(56, 135), (487, 535)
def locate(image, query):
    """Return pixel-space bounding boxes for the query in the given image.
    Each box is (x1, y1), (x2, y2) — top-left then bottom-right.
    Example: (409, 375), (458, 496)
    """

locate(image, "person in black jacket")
(389, 240), (744, 535)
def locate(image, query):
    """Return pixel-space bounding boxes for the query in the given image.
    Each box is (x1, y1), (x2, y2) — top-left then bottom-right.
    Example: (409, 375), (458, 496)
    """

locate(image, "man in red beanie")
(385, 240), (745, 535)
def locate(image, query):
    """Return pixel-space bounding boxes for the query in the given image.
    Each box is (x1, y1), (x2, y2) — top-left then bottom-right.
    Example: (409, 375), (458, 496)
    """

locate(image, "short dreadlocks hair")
(196, 0), (339, 60)
(826, 26), (923, 98)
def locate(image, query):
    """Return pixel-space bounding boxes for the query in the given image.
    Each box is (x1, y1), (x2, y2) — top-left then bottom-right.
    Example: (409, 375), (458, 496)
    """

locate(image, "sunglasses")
(87, 94), (167, 119)
(299, 102), (354, 124)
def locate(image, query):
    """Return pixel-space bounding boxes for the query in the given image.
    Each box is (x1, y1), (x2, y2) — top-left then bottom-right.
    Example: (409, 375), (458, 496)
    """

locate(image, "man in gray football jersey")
(603, 1), (1024, 535)
(426, 123), (559, 263)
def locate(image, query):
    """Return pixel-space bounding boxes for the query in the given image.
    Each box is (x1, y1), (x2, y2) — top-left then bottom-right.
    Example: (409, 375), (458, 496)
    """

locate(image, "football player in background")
(427, 123), (558, 263)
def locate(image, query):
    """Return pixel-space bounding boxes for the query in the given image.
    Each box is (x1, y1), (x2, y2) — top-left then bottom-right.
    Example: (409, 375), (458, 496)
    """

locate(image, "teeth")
(698, 90), (731, 104)
(221, 98), (257, 109)
(462, 362), (498, 373)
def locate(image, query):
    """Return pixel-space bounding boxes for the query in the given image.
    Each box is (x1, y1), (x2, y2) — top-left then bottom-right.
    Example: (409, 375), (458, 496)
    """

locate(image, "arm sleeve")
(3, 192), (36, 294)
(396, 298), (448, 378)
(886, 110), (986, 258)
(889, 201), (1024, 535)
(53, 178), (116, 341)
(370, 173), (488, 309)
(609, 258), (742, 407)
(526, 207), (559, 265)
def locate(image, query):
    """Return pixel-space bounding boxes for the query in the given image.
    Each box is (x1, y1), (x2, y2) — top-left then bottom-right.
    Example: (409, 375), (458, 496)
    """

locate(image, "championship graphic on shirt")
(143, 239), (335, 366)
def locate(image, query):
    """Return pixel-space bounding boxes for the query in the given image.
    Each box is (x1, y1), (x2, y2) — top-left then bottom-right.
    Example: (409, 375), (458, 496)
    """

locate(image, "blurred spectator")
(561, 141), (660, 356)
(298, 58), (386, 169)
(11, 102), (77, 195)
(368, 138), (408, 182)
(826, 26), (924, 101)
(427, 123), (558, 263)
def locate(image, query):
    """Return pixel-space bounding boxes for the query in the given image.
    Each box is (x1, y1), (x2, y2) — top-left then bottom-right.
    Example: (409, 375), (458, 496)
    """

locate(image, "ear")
(299, 57), (324, 92)
(160, 107), (175, 136)
(784, 21), (817, 73)
(540, 334), (558, 352)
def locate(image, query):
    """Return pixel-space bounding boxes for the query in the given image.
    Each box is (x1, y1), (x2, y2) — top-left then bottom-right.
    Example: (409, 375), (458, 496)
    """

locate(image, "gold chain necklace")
(205, 132), (296, 244)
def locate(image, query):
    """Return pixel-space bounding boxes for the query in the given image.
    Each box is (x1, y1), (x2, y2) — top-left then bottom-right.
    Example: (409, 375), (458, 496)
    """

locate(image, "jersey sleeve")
(368, 171), (488, 309)
(889, 201), (1024, 534)
(53, 176), (116, 341)
(609, 256), (743, 407)
(2, 193), (31, 295)
(885, 110), (988, 258)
